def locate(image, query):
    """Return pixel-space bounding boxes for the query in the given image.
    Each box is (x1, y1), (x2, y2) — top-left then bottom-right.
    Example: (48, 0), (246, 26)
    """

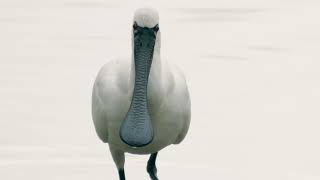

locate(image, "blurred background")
(1, 0), (320, 179)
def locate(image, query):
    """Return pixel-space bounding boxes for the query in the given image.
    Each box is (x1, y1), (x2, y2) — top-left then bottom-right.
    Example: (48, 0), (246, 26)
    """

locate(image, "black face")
(133, 22), (159, 49)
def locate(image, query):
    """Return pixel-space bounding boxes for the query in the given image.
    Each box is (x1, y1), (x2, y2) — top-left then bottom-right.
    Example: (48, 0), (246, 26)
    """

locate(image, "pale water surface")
(1, 0), (320, 179)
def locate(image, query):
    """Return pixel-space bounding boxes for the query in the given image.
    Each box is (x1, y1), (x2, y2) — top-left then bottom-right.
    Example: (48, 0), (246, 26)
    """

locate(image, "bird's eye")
(153, 24), (159, 32)
(133, 22), (138, 30)
(133, 22), (139, 34)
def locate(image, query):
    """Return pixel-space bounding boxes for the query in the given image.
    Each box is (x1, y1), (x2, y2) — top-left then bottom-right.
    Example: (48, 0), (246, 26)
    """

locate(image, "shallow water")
(1, 0), (320, 179)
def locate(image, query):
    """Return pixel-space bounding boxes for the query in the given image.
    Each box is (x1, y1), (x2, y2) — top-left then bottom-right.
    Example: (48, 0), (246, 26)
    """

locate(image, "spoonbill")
(92, 8), (191, 180)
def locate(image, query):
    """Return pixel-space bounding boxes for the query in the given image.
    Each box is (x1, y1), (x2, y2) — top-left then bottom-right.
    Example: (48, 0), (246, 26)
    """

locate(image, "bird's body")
(92, 56), (190, 154)
(91, 8), (191, 179)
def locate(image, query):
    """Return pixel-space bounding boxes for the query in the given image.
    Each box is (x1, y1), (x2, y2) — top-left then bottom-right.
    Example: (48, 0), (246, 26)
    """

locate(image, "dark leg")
(118, 169), (125, 180)
(109, 145), (126, 180)
(147, 152), (159, 180)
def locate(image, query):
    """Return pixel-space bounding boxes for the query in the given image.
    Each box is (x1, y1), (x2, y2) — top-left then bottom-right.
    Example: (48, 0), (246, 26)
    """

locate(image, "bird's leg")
(147, 152), (159, 180)
(109, 145), (126, 180)
(118, 169), (125, 180)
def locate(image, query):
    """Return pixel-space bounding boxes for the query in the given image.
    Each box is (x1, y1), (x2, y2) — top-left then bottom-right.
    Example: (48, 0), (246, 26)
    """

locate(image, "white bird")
(92, 8), (191, 180)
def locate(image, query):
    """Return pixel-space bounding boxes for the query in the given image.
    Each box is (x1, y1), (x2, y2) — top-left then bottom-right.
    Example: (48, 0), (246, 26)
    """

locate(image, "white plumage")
(91, 8), (191, 178)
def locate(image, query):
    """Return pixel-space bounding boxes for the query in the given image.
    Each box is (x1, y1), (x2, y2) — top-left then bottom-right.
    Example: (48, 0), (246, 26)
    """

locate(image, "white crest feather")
(133, 8), (159, 28)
